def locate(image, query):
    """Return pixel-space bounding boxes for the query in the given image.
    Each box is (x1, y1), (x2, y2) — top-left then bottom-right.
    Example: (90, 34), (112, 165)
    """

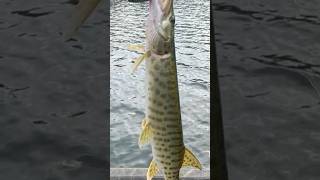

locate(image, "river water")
(110, 0), (210, 168)
(215, 0), (320, 179)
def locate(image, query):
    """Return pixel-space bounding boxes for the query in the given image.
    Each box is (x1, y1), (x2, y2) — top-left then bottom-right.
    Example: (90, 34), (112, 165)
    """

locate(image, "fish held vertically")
(129, 0), (202, 180)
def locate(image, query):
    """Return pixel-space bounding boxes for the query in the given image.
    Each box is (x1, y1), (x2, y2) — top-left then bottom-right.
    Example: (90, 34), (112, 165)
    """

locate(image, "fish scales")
(146, 53), (184, 179)
(131, 1), (202, 180)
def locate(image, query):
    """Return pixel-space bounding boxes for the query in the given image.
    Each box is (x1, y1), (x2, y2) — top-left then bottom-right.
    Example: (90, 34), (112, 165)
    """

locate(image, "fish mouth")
(148, 0), (174, 52)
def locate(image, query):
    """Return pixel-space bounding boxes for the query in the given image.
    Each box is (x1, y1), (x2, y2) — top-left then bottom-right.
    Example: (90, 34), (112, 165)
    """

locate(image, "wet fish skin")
(135, 1), (202, 180)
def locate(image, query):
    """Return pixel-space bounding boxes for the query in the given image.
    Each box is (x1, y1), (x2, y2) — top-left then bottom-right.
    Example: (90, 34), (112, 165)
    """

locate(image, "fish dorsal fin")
(147, 159), (159, 180)
(64, 0), (102, 40)
(138, 118), (152, 148)
(182, 147), (202, 170)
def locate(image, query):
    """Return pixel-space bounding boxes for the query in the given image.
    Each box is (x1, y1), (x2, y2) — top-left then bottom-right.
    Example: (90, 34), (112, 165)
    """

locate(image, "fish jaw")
(147, 0), (175, 54)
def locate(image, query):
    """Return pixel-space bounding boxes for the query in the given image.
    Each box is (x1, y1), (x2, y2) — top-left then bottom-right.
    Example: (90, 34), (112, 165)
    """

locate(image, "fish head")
(148, 0), (175, 53)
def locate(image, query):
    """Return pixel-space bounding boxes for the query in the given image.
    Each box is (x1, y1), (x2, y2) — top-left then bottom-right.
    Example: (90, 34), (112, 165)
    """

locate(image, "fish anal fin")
(138, 118), (152, 148)
(182, 147), (202, 170)
(147, 159), (159, 180)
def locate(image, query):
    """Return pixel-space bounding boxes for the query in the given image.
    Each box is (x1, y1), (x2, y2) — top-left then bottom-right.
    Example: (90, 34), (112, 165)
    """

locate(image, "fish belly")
(146, 53), (184, 180)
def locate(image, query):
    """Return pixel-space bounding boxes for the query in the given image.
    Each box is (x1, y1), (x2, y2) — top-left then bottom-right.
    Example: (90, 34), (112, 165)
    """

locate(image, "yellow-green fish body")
(133, 1), (202, 180)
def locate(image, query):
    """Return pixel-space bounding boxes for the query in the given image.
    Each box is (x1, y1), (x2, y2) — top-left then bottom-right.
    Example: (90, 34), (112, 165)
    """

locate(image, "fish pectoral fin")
(128, 44), (145, 53)
(131, 51), (150, 73)
(147, 159), (159, 180)
(182, 147), (202, 170)
(138, 118), (152, 148)
(64, 0), (102, 40)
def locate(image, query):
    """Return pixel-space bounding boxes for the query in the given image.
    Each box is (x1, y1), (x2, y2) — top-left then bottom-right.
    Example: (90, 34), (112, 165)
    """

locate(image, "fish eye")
(169, 15), (175, 24)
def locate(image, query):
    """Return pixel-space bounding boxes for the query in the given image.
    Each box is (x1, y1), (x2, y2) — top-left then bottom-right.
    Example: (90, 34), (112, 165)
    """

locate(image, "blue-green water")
(110, 0), (210, 168)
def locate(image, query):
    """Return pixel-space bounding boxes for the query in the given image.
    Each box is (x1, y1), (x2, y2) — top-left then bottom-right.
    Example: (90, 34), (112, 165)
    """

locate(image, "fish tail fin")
(147, 159), (159, 180)
(182, 147), (202, 170)
(64, 0), (102, 40)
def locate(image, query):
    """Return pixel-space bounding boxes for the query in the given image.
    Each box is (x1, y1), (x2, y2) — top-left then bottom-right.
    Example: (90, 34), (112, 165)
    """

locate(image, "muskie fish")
(129, 0), (202, 179)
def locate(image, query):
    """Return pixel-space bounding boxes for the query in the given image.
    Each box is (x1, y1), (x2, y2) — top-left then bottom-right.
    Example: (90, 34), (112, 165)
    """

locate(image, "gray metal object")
(110, 168), (210, 180)
(128, 0), (148, 2)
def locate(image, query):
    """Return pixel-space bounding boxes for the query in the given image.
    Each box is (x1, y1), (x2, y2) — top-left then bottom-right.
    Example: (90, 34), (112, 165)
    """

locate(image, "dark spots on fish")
(164, 117), (176, 122)
(171, 137), (181, 141)
(166, 155), (171, 158)
(171, 151), (182, 155)
(154, 63), (160, 70)
(168, 104), (177, 108)
(168, 131), (182, 135)
(151, 123), (163, 131)
(167, 111), (177, 115)
(164, 106), (168, 110)
(169, 144), (183, 148)
(149, 70), (156, 77)
(156, 102), (164, 108)
(167, 124), (178, 128)
(159, 81), (166, 88)
(148, 106), (164, 115)
(168, 94), (177, 100)
(165, 61), (171, 67)
(148, 97), (155, 103)
(160, 71), (170, 77)
(160, 94), (166, 99)
(154, 137), (163, 141)
(148, 115), (162, 122)
(159, 154), (165, 158)
(164, 167), (168, 169)
(152, 99), (157, 105)
(155, 89), (160, 95)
